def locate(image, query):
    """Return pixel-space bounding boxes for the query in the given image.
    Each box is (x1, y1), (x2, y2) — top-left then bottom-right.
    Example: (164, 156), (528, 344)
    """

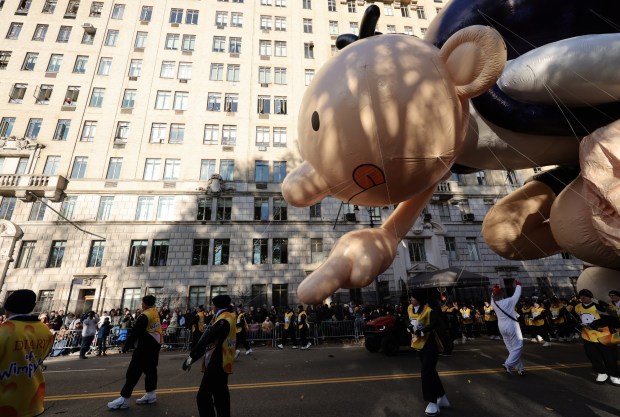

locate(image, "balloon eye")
(311, 111), (320, 131)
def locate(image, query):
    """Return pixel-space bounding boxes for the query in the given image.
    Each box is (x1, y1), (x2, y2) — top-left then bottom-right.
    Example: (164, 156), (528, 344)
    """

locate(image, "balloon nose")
(353, 164), (386, 190)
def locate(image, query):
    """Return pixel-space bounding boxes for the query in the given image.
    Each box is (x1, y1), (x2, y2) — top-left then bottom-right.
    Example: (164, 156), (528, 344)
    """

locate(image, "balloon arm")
(380, 184), (439, 241)
(282, 161), (331, 207)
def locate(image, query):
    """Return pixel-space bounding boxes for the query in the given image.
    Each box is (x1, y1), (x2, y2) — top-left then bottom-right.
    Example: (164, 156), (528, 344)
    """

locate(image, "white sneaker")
(517, 369), (526, 376)
(277, 344), (283, 349)
(291, 345), (298, 349)
(536, 335), (544, 343)
(542, 342), (551, 347)
(301, 342), (311, 350)
(610, 376), (620, 386)
(425, 402), (439, 416)
(136, 391), (156, 405)
(596, 373), (609, 384)
(531, 338), (538, 343)
(245, 349), (253, 355)
(235, 350), (240, 360)
(107, 396), (130, 410)
(437, 395), (450, 408)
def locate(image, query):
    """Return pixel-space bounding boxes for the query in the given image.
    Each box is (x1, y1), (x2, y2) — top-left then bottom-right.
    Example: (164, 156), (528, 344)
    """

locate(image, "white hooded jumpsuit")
(492, 284), (524, 372)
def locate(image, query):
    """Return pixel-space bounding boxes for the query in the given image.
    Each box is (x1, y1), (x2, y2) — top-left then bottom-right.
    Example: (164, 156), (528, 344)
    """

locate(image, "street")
(43, 339), (620, 417)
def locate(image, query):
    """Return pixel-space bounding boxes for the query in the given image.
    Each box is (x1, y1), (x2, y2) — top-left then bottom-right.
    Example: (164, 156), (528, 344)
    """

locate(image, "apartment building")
(0, 0), (581, 314)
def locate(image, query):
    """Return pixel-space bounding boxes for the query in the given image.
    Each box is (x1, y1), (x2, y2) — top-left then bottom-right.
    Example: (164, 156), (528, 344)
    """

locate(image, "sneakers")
(107, 396), (130, 410)
(501, 363), (512, 374)
(437, 395), (450, 408)
(136, 391), (157, 405)
(291, 345), (298, 349)
(610, 376), (620, 386)
(301, 342), (311, 350)
(517, 369), (526, 376)
(277, 344), (284, 349)
(542, 342), (551, 347)
(424, 402), (439, 416)
(596, 373), (609, 384)
(235, 350), (240, 360)
(245, 348), (253, 355)
(530, 338), (538, 343)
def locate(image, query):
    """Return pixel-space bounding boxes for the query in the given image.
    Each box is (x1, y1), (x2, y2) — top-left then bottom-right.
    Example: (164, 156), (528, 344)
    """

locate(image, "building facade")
(0, 0), (581, 314)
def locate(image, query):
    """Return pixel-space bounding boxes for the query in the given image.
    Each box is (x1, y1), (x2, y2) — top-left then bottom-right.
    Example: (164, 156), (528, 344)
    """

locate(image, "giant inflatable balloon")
(283, 2), (620, 304)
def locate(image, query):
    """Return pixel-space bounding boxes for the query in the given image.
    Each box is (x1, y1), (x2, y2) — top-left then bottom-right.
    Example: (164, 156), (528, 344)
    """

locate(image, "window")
(229, 37), (241, 54)
(220, 160), (234, 181)
(207, 93), (221, 111)
(384, 5), (394, 16)
(73, 56), (88, 74)
(203, 125), (219, 145)
(71, 157), (88, 179)
(347, 1), (356, 13)
(259, 40), (272, 56)
(22, 52), (38, 70)
(254, 197), (269, 221)
(155, 90), (171, 109)
(444, 237), (458, 260)
(256, 126), (269, 146)
(98, 57), (112, 75)
(274, 41), (287, 57)
(0, 197), (16, 220)
(311, 238), (324, 263)
(25, 118), (42, 139)
(121, 89), (136, 109)
(188, 286), (206, 309)
(127, 60), (142, 78)
(150, 124), (166, 143)
(127, 240), (147, 266)
(63, 86), (79, 106)
(275, 0), (285, 6)
(106, 157), (122, 180)
(89, 1), (102, 16)
(16, 241), (35, 268)
(227, 64), (240, 82)
(115, 121), (129, 142)
(160, 61), (175, 78)
(192, 239), (210, 265)
(9, 83), (27, 103)
(46, 240), (66, 268)
(169, 124), (185, 144)
(328, 0), (336, 11)
(178, 63), (192, 80)
(303, 18), (313, 33)
(170, 8), (183, 24)
(121, 288), (141, 310)
(165, 33), (179, 49)
(273, 161), (286, 183)
(407, 239), (426, 262)
(275, 16), (286, 31)
(466, 237), (480, 261)
(255, 160), (269, 183)
(6, 23), (23, 39)
(404, 26), (413, 35)
(173, 92), (188, 111)
(231, 12), (243, 27)
(15, 157), (27, 175)
(438, 203), (451, 221)
(89, 87), (105, 107)
(272, 283), (288, 309)
(57, 26), (71, 42)
(210, 63), (224, 80)
(105, 29), (119, 46)
(213, 239), (230, 265)
(213, 36), (226, 52)
(140, 6), (152, 22)
(257, 96), (271, 114)
(302, 0), (311, 9)
(0, 117), (15, 136)
(387, 25), (396, 34)
(329, 21), (339, 35)
(164, 159), (180, 180)
(135, 196), (155, 220)
(134, 32), (147, 48)
(43, 0), (57, 14)
(33, 24), (49, 41)
(197, 196), (212, 220)
(28, 198), (47, 222)
(143, 158), (161, 180)
(476, 171), (487, 185)
(182, 34), (195, 51)
(216, 11), (228, 26)
(35, 85), (53, 105)
(561, 252), (572, 260)
(112, 3), (125, 19)
(82, 30), (95, 45)
(305, 69), (315, 86)
(304, 43), (314, 59)
(273, 127), (287, 147)
(97, 196), (113, 220)
(272, 238), (288, 264)
(81, 121), (96, 141)
(47, 54), (63, 72)
(310, 202), (321, 219)
(0, 51), (10, 70)
(253, 239), (268, 264)
(186, 9), (199, 24)
(260, 16), (272, 30)
(43, 155), (60, 175)
(417, 6), (427, 19)
(87, 241), (105, 267)
(150, 240), (169, 266)
(402, 6), (410, 18)
(273, 197), (287, 221)
(222, 125), (236, 146)
(274, 97), (287, 114)
(216, 197), (232, 220)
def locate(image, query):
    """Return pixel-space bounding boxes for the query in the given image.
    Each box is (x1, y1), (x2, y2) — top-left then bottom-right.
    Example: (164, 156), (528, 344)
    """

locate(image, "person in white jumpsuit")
(491, 281), (525, 375)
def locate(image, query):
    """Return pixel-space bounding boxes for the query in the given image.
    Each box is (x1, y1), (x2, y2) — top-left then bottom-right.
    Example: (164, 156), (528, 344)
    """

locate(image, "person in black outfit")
(183, 294), (236, 417)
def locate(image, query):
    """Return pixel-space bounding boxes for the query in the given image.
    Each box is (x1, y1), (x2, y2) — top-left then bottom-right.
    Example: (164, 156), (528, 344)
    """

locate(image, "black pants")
(97, 336), (107, 354)
(80, 335), (95, 358)
(419, 335), (445, 403)
(281, 327), (297, 346)
(486, 320), (499, 337)
(532, 325), (550, 342)
(236, 331), (250, 351)
(299, 326), (308, 346)
(462, 323), (474, 338)
(584, 340), (620, 377)
(197, 367), (230, 417)
(120, 347), (161, 397)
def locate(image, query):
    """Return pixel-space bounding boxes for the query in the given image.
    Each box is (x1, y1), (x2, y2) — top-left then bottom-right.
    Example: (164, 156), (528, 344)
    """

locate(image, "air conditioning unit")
(217, 25), (224, 29)
(462, 213), (475, 221)
(258, 145), (267, 151)
(260, 83), (269, 87)
(128, 76), (138, 81)
(82, 23), (96, 34)
(179, 78), (188, 83)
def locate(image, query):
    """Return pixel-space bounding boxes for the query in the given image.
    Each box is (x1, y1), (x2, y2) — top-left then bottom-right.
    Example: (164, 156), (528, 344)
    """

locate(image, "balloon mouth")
(352, 164), (386, 190)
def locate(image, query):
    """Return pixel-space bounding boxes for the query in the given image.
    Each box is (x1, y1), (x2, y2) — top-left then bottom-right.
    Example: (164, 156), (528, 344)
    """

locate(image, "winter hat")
(4, 289), (36, 314)
(409, 289), (427, 305)
(492, 284), (502, 295)
(142, 295), (156, 306)
(578, 289), (594, 298)
(212, 294), (231, 309)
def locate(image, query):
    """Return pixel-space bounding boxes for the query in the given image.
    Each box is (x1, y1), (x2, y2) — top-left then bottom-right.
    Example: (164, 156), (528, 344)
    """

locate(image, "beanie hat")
(578, 289), (593, 298)
(409, 289), (427, 305)
(492, 284), (502, 295)
(212, 294), (231, 309)
(4, 289), (37, 314)
(142, 295), (156, 306)
(609, 290), (620, 297)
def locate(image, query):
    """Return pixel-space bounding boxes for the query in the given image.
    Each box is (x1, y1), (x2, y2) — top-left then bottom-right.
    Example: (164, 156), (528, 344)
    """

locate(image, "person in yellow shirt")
(459, 304), (474, 341)
(0, 289), (54, 417)
(483, 301), (500, 340)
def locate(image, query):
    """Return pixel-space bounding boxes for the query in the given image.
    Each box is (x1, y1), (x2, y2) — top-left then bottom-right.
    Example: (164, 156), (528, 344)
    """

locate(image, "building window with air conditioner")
(150, 123), (167, 143)
(257, 96), (270, 114)
(9, 83), (27, 103)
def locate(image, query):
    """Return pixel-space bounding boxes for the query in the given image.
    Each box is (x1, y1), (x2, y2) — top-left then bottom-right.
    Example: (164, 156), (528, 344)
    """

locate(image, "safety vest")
(197, 311), (206, 333)
(142, 307), (163, 344)
(215, 311), (237, 374)
(298, 311), (308, 329)
(236, 312), (249, 333)
(459, 307), (473, 324)
(0, 317), (55, 417)
(408, 305), (431, 350)
(609, 301), (620, 317)
(284, 311), (295, 330)
(575, 303), (611, 343)
(531, 306), (546, 326)
(521, 306), (534, 326)
(483, 305), (497, 322)
(549, 306), (565, 324)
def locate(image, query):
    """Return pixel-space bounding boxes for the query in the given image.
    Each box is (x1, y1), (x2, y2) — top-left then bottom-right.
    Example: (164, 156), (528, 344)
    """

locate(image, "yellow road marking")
(46, 362), (592, 402)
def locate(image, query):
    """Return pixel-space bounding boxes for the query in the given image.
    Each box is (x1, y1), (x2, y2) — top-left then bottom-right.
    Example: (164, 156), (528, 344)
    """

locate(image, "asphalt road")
(43, 338), (620, 417)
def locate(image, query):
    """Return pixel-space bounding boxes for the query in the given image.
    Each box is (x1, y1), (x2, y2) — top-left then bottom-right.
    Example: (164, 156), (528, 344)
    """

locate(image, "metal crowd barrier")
(317, 320), (359, 342)
(162, 327), (191, 350)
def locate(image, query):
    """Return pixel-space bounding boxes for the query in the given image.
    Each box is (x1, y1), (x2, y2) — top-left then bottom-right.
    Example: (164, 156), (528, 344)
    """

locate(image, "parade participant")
(96, 317), (112, 356)
(491, 281), (525, 375)
(608, 290), (620, 320)
(182, 294), (236, 417)
(297, 305), (311, 349)
(572, 289), (620, 385)
(234, 304), (252, 359)
(192, 305), (207, 348)
(549, 297), (572, 342)
(442, 301), (461, 345)
(277, 306), (298, 349)
(107, 295), (162, 409)
(530, 299), (551, 347)
(0, 289), (55, 417)
(483, 301), (500, 340)
(80, 311), (98, 359)
(459, 303), (474, 341)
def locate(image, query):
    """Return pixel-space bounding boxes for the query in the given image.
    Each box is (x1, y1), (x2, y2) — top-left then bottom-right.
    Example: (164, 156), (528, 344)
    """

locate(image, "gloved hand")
(515, 280), (522, 286)
(182, 356), (193, 371)
(414, 329), (423, 337)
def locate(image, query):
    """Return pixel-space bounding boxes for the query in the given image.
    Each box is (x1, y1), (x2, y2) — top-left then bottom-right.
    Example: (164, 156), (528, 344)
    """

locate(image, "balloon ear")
(439, 25), (506, 99)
